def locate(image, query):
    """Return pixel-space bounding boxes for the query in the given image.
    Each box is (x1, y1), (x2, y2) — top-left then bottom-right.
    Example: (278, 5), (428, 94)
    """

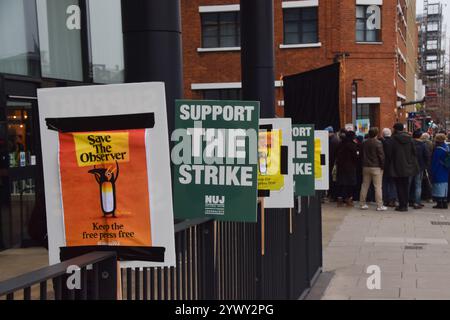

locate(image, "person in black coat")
(335, 131), (359, 207)
(385, 123), (420, 212)
(409, 130), (430, 209)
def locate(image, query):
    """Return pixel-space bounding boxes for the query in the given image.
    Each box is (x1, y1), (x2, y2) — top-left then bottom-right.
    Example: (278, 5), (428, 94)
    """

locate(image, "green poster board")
(173, 100), (260, 222)
(292, 124), (315, 196)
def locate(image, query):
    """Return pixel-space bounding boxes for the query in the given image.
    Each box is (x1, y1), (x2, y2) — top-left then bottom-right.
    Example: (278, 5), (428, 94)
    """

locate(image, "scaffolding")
(418, 0), (445, 120)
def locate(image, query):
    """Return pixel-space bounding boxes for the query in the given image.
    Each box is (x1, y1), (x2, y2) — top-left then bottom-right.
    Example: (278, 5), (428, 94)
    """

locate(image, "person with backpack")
(431, 134), (450, 209)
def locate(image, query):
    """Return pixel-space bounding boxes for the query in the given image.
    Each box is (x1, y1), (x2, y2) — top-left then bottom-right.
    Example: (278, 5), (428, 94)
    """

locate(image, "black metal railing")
(0, 194), (322, 300)
(119, 195), (322, 300)
(0, 251), (117, 300)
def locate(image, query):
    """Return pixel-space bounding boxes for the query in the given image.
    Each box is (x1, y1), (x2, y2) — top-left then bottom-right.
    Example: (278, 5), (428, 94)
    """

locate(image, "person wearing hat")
(431, 133), (450, 209)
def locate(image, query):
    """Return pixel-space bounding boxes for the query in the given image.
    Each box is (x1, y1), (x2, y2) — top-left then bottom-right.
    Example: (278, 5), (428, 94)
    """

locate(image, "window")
(202, 89), (242, 100)
(356, 5), (381, 42)
(88, 0), (124, 83)
(283, 7), (318, 45)
(201, 12), (240, 48)
(356, 104), (376, 126)
(37, 0), (83, 81)
(427, 40), (438, 50)
(426, 62), (437, 71)
(0, 0), (40, 77)
(428, 4), (439, 15)
(427, 22), (438, 32)
(427, 55), (437, 61)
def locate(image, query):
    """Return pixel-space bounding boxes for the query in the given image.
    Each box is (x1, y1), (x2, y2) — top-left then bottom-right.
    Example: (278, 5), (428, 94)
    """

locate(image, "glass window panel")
(356, 6), (365, 18)
(202, 13), (218, 25)
(302, 32), (317, 43)
(220, 12), (236, 23)
(356, 19), (366, 31)
(220, 23), (237, 37)
(203, 36), (219, 48)
(356, 30), (365, 42)
(220, 36), (237, 47)
(302, 7), (317, 20)
(366, 30), (378, 42)
(285, 33), (299, 44)
(203, 25), (218, 37)
(285, 21), (299, 33)
(303, 21), (317, 33)
(37, 0), (83, 81)
(89, 0), (124, 84)
(284, 9), (300, 21)
(0, 0), (40, 77)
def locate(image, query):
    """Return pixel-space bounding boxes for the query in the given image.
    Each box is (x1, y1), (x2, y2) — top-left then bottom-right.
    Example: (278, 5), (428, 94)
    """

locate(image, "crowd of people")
(327, 123), (450, 212)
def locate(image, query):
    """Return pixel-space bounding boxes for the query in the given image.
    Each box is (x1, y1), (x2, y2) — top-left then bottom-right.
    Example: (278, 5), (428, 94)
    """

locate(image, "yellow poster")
(258, 129), (284, 191)
(314, 138), (322, 179)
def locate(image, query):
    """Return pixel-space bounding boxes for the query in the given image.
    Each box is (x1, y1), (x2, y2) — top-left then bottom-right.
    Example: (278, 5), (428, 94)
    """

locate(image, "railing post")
(97, 254), (118, 300)
(201, 221), (216, 299)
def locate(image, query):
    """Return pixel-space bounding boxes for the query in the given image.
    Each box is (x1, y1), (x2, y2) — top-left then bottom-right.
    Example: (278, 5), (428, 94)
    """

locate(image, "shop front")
(0, 76), (44, 250)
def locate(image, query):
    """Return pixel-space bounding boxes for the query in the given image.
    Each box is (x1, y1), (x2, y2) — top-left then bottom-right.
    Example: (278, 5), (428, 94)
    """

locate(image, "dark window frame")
(201, 88), (242, 100)
(200, 11), (240, 48)
(283, 7), (319, 45)
(355, 5), (382, 43)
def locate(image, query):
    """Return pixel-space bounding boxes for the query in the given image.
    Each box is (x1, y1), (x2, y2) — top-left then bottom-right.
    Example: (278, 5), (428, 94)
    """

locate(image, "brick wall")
(181, 0), (413, 129)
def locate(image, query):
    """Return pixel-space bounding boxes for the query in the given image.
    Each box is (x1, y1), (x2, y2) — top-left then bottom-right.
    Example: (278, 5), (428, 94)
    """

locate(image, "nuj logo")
(205, 195), (225, 205)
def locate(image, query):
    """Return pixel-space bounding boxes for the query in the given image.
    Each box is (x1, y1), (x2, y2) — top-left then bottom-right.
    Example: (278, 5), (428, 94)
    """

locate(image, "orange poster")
(59, 129), (152, 247)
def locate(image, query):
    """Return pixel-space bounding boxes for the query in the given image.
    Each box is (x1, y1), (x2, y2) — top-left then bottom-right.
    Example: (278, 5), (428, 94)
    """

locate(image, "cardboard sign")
(292, 125), (315, 196)
(172, 100), (260, 222)
(257, 129), (284, 190)
(38, 83), (176, 268)
(314, 130), (329, 191)
(258, 118), (294, 209)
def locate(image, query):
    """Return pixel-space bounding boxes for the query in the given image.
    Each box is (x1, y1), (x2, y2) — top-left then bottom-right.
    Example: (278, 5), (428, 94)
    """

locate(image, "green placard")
(292, 124), (315, 196)
(172, 100), (260, 222)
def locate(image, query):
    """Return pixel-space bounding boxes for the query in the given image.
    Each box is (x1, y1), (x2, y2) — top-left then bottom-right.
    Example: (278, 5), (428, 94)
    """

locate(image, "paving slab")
(309, 202), (450, 300)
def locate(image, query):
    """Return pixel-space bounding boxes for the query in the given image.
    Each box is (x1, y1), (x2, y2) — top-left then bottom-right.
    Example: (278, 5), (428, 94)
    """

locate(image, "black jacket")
(414, 139), (430, 171)
(386, 132), (420, 178)
(335, 140), (358, 186)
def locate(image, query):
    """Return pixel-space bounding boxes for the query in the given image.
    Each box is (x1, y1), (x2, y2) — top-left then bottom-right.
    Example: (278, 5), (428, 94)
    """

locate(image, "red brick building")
(180, 0), (415, 129)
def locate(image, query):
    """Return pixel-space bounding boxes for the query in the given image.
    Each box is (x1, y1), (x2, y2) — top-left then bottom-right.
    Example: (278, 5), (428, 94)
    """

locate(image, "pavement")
(3, 201), (450, 300)
(307, 201), (450, 300)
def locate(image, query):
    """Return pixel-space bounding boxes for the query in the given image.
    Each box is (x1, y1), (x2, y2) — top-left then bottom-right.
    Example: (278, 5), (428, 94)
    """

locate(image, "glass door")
(0, 100), (39, 249)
